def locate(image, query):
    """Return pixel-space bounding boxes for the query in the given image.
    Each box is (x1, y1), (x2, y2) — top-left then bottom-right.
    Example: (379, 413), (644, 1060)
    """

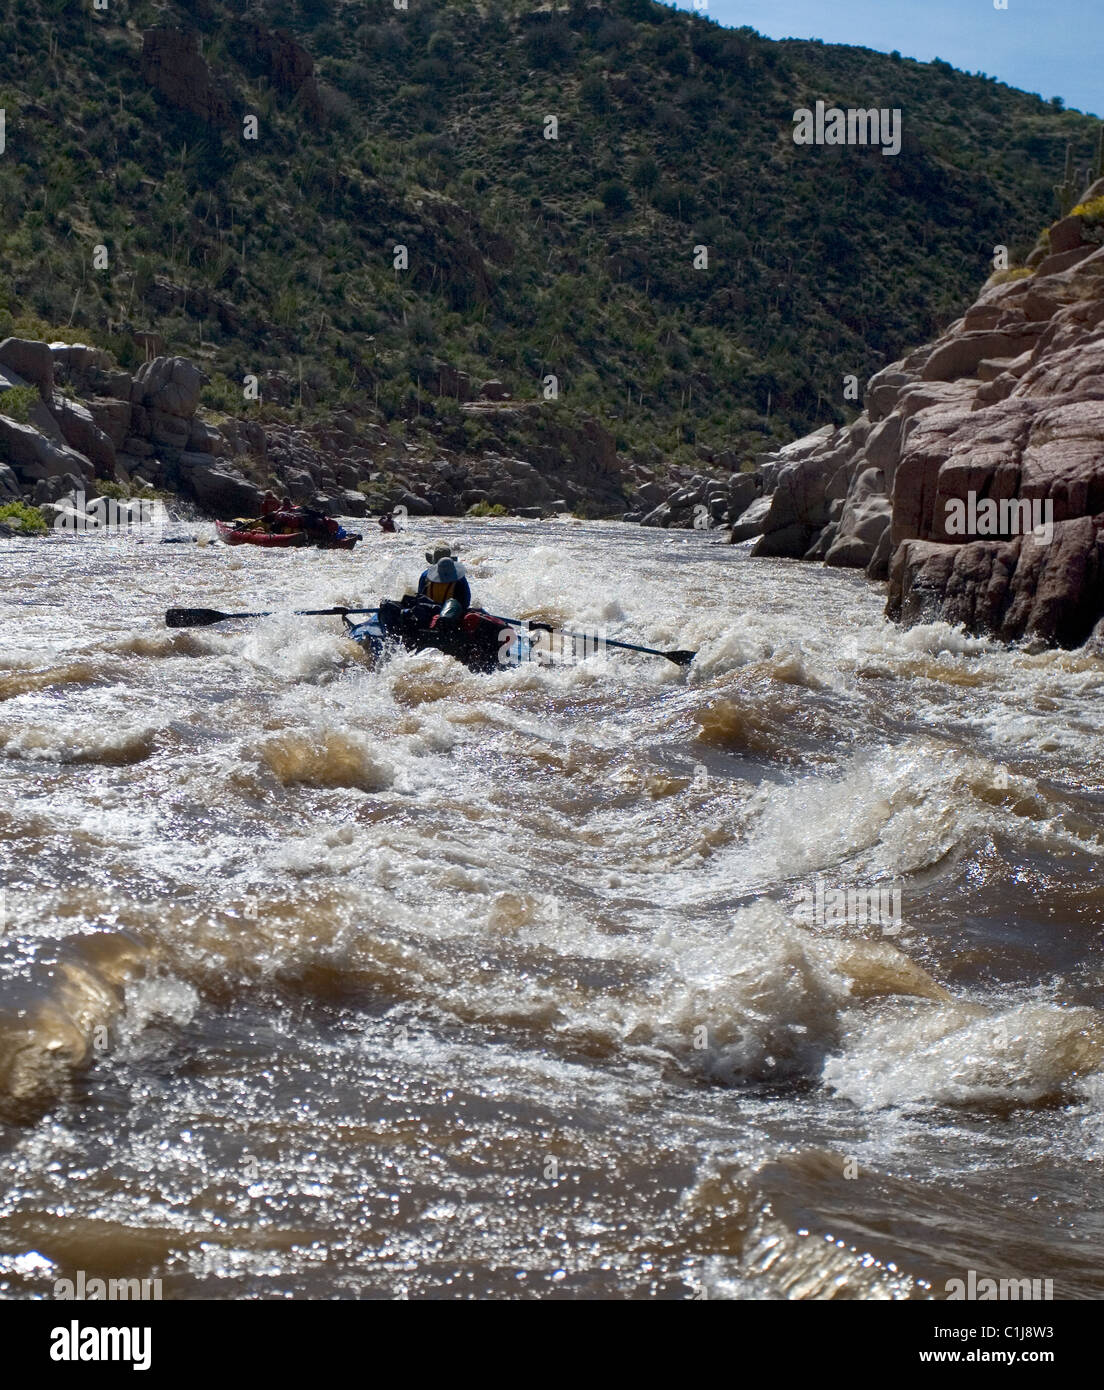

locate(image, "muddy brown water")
(1, 519), (1102, 1299)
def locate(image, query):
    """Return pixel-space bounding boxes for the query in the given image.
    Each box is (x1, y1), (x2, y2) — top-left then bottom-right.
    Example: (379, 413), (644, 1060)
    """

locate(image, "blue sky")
(669, 0), (1102, 116)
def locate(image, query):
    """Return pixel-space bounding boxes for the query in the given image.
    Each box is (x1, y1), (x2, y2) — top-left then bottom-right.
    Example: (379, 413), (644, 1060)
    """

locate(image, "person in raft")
(418, 542), (471, 614)
(263, 495), (303, 534)
(253, 491), (283, 533)
(378, 512), (398, 534)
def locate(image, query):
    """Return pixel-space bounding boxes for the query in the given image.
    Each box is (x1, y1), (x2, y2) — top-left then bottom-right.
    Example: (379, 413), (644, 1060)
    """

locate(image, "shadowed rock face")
(743, 194), (1104, 647)
(140, 28), (235, 127)
(245, 24), (323, 122)
(887, 519), (1104, 649)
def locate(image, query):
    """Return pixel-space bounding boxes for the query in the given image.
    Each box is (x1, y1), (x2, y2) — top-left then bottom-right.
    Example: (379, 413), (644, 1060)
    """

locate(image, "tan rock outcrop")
(746, 189), (1104, 647)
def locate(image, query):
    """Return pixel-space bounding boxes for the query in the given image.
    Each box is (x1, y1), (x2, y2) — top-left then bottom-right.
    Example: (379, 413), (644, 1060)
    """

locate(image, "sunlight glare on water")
(1, 519), (1103, 1299)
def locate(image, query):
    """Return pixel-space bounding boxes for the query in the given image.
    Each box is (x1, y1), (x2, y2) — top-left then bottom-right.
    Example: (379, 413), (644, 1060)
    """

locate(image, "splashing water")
(1, 519), (1102, 1299)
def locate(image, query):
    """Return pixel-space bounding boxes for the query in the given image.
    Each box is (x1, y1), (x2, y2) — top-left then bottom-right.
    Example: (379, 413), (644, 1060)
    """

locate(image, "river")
(1, 518), (1102, 1299)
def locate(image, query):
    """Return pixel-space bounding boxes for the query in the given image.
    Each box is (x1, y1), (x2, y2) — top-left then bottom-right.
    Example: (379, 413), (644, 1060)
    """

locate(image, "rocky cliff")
(0, 335), (639, 523)
(728, 185), (1104, 649)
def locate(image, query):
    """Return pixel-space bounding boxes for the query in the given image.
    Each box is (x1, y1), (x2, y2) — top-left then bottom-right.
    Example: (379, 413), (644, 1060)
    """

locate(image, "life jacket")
(424, 577), (458, 603)
(422, 560), (468, 606)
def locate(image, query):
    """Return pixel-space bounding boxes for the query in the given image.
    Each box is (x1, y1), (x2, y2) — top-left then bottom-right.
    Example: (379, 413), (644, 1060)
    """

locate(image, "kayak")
(346, 596), (532, 673)
(215, 520), (362, 550)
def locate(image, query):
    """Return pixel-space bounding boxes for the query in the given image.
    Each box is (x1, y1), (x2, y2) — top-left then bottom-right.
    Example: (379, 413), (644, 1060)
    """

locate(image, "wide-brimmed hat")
(425, 541), (458, 563)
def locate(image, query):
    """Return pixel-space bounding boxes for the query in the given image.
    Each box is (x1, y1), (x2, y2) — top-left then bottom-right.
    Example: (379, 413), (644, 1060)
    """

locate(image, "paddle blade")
(665, 649), (697, 667)
(165, 607), (229, 628)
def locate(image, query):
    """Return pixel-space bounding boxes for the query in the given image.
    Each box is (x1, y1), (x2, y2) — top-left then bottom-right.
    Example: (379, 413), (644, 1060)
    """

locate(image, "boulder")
(51, 397), (116, 476)
(91, 370), (135, 401)
(282, 467), (316, 501)
(1048, 216), (1086, 255)
(87, 397), (132, 448)
(187, 418), (227, 456)
(866, 526), (894, 581)
(398, 491), (433, 516)
(49, 342), (110, 374)
(726, 472), (758, 517)
(1021, 290), (1061, 323)
(921, 330), (1041, 383)
(243, 22), (324, 123)
(803, 522), (837, 561)
(338, 489), (368, 518)
(751, 523), (813, 559)
(183, 461), (264, 519)
(864, 367), (914, 421)
(962, 304), (1006, 330)
(0, 461), (20, 498)
(0, 416), (93, 483)
(729, 494), (771, 542)
(434, 362), (478, 402)
(774, 424), (836, 460)
(147, 410), (191, 451)
(33, 472), (88, 506)
(887, 516), (1104, 648)
(1035, 246), (1097, 277)
(755, 442), (857, 543)
(0, 338), (53, 398)
(825, 488), (892, 569)
(134, 356), (204, 418)
(640, 501), (671, 528)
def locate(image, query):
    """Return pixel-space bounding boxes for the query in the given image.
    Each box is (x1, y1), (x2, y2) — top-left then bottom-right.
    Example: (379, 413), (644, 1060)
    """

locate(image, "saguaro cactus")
(1055, 143), (1079, 217)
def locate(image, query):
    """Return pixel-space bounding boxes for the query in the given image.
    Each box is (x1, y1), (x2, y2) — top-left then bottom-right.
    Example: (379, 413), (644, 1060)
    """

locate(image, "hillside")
(0, 0), (1101, 498)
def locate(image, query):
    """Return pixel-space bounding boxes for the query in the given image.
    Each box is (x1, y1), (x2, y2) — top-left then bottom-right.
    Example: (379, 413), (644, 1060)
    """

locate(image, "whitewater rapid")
(1, 518), (1102, 1298)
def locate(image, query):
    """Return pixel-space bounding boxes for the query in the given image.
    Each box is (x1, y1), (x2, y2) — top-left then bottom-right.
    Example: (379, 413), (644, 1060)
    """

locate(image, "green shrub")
(92, 480), (131, 501)
(989, 266), (1034, 285)
(599, 180), (632, 216)
(0, 384), (40, 422)
(0, 501), (48, 535)
(467, 500), (509, 517)
(629, 156), (659, 192)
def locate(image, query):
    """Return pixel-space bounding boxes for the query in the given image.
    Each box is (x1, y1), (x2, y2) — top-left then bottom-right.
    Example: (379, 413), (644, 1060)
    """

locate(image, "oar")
(486, 613), (696, 667)
(165, 605), (375, 628)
